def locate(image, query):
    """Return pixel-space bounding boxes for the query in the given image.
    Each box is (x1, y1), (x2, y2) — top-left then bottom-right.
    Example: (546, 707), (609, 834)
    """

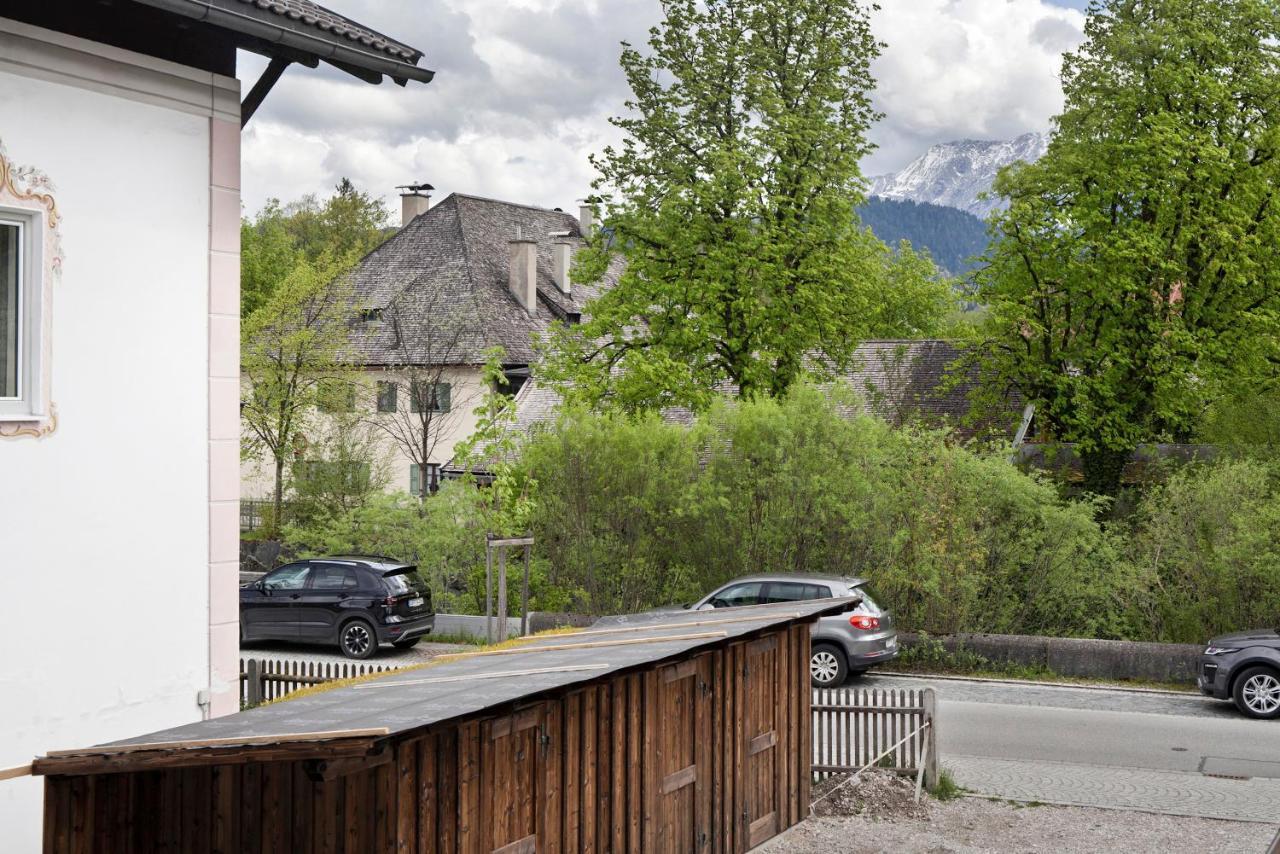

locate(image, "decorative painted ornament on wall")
(0, 138), (62, 439)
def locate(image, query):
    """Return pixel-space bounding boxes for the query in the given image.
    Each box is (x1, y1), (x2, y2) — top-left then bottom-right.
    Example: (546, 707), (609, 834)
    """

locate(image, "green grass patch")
(893, 636), (1195, 693)
(928, 768), (964, 802)
(422, 632), (487, 646)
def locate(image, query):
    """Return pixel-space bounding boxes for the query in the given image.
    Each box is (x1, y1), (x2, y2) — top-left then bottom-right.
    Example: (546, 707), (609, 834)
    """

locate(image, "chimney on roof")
(397, 182), (433, 227)
(552, 241), (572, 295)
(578, 203), (595, 239)
(508, 228), (538, 317)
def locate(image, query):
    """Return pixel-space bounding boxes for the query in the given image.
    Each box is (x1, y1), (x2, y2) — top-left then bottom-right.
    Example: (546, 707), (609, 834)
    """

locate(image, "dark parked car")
(240, 556), (435, 659)
(1198, 628), (1280, 719)
(671, 574), (898, 687)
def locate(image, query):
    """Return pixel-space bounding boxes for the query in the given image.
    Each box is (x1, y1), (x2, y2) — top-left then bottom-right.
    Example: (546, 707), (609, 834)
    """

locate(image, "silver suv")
(685, 574), (898, 687)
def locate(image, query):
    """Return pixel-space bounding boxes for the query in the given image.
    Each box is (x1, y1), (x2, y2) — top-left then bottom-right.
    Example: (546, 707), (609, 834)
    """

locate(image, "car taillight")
(384, 595), (399, 606)
(849, 614), (880, 631)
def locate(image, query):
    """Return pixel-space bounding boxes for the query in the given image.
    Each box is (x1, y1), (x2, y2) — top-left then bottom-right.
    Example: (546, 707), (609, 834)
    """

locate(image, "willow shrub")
(520, 385), (1133, 637)
(1123, 458), (1280, 643)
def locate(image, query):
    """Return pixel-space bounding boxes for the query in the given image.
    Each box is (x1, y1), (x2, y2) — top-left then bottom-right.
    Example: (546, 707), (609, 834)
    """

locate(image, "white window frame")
(0, 206), (43, 421)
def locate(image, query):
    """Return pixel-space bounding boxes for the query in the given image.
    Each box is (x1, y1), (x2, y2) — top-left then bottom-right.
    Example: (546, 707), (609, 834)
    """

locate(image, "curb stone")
(876, 669), (1197, 697)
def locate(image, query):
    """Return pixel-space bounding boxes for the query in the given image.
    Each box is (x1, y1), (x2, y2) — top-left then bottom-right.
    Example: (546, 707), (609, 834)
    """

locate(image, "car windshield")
(382, 568), (427, 595)
(851, 585), (882, 616)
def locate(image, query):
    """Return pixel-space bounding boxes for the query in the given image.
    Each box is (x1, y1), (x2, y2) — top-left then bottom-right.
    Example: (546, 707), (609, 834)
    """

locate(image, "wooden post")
(497, 547), (509, 642)
(922, 688), (938, 790)
(246, 659), (262, 707)
(485, 537), (494, 643)
(520, 542), (531, 636)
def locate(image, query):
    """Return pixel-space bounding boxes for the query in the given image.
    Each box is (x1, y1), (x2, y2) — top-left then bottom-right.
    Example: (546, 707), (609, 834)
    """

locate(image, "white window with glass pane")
(0, 207), (44, 421)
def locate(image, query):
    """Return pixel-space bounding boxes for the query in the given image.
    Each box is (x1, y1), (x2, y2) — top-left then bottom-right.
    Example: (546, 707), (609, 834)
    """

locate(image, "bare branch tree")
(358, 290), (488, 499)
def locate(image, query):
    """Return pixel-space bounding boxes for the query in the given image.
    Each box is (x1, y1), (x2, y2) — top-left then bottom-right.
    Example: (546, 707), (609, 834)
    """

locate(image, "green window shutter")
(409, 381), (422, 413)
(409, 464), (420, 495)
(435, 383), (452, 413)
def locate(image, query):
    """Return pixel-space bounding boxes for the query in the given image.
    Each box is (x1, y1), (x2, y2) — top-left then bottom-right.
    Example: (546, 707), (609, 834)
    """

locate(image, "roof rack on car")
(338, 554), (403, 564)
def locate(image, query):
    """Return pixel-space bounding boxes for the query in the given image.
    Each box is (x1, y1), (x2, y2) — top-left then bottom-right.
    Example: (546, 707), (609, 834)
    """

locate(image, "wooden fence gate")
(646, 655), (713, 853)
(742, 636), (782, 849)
(811, 687), (938, 788)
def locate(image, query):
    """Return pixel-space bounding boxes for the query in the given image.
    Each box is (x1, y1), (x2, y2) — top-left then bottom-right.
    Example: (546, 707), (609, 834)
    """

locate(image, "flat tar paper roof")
(35, 598), (856, 773)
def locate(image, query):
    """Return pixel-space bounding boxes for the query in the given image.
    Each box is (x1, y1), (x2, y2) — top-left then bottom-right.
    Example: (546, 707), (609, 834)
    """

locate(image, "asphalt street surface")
(851, 673), (1280, 824)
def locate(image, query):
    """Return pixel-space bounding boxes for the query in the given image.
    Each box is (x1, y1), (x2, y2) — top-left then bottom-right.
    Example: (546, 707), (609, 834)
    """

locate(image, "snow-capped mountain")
(870, 132), (1049, 218)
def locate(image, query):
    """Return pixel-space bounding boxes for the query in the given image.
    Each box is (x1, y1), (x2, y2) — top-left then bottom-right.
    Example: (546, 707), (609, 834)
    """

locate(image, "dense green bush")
(1122, 458), (1280, 643)
(282, 483), (571, 615)
(520, 386), (1133, 636)
(280, 384), (1280, 644)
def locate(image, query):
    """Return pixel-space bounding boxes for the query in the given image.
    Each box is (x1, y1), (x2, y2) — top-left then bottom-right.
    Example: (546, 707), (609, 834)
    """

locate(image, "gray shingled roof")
(346, 194), (622, 366)
(236, 0), (421, 61)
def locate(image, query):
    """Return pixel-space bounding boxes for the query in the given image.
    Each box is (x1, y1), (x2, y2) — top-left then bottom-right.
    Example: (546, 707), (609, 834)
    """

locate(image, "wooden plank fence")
(239, 657), (402, 706)
(812, 687), (937, 788)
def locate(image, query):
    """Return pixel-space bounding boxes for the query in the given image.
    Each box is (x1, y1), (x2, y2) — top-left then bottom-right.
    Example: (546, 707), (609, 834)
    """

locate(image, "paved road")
(850, 673), (1280, 824)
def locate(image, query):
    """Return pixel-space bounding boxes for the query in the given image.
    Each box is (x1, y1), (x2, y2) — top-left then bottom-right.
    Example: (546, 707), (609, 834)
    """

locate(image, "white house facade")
(0, 3), (432, 847)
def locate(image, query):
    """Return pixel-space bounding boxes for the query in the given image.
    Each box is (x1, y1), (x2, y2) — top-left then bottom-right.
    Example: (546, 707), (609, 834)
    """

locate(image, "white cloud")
(237, 0), (1084, 214)
(864, 0), (1085, 175)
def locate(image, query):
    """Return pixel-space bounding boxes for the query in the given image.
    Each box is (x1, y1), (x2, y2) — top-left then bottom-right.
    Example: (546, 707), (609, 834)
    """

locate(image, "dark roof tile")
(346, 194), (619, 367)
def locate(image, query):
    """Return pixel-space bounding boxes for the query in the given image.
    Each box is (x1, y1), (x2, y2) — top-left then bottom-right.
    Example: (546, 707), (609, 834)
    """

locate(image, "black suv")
(240, 556), (435, 659)
(1197, 628), (1280, 719)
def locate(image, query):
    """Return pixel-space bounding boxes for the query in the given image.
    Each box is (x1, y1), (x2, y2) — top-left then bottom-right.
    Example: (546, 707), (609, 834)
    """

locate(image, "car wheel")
(339, 619), (377, 660)
(392, 636), (421, 650)
(1233, 666), (1280, 719)
(810, 643), (847, 688)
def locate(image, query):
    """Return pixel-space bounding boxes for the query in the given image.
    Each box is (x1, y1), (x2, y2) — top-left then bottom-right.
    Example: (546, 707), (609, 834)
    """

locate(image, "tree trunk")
(272, 455), (285, 538)
(1080, 445), (1130, 499)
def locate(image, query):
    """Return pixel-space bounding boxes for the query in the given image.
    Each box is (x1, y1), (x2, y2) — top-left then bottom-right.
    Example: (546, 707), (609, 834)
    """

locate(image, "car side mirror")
(256, 580), (269, 595)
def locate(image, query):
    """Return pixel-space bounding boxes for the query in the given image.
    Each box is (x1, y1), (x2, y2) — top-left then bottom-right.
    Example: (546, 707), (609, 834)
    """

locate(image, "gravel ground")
(759, 772), (1278, 854)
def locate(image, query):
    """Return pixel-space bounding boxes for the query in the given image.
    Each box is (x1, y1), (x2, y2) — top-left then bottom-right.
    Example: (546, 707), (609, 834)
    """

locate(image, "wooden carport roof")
(33, 598), (858, 777)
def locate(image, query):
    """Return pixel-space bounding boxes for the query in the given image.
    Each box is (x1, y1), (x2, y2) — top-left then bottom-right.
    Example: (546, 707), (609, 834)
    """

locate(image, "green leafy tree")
(241, 253), (356, 536)
(241, 179), (391, 317)
(974, 0), (1280, 495)
(542, 0), (952, 412)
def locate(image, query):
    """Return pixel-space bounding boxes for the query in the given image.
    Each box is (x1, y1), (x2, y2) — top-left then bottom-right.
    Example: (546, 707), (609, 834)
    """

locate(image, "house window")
(377, 381), (398, 413)
(0, 209), (41, 419)
(0, 220), (18, 400)
(410, 381), (451, 413)
(410, 463), (441, 495)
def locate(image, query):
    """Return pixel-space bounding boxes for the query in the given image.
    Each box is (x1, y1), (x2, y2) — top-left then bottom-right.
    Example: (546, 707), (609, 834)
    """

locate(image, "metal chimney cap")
(396, 182), (435, 194)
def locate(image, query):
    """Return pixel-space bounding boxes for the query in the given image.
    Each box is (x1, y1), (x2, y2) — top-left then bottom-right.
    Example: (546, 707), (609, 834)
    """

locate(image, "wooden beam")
(0, 763), (31, 782)
(569, 612), (803, 638)
(486, 536), (535, 548)
(240, 56), (290, 128)
(44, 727), (391, 758)
(437, 630), (728, 661)
(33, 739), (377, 777)
(350, 663), (610, 690)
(303, 746), (392, 782)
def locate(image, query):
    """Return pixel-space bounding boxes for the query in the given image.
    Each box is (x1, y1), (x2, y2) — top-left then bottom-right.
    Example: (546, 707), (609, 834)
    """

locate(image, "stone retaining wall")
(898, 631), (1203, 683)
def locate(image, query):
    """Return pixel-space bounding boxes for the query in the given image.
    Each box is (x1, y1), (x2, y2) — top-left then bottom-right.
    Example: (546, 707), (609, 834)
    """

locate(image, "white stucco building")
(0, 3), (431, 847)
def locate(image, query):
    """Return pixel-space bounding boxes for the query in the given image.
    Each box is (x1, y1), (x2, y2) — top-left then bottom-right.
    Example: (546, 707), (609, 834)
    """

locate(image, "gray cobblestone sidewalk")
(949, 754), (1280, 824)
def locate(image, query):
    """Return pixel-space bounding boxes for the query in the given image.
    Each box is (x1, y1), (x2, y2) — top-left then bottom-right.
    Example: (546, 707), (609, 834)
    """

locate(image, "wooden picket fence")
(239, 657), (402, 707)
(811, 686), (937, 788)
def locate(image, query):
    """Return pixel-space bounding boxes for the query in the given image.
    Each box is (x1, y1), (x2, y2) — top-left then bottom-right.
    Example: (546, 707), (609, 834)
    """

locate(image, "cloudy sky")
(238, 0), (1089, 217)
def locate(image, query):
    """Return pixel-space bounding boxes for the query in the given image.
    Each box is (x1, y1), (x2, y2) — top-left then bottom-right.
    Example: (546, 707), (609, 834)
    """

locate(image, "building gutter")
(130, 0), (435, 86)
